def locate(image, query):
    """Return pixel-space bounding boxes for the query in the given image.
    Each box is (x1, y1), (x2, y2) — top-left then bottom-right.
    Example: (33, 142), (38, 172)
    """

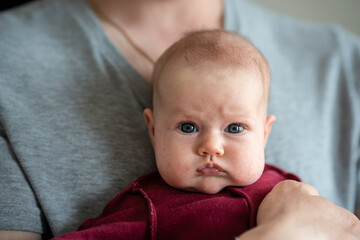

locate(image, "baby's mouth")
(196, 163), (225, 176)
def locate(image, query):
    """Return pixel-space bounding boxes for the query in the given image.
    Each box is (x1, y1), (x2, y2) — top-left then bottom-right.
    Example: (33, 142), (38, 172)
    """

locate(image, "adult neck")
(87, 0), (224, 82)
(89, 0), (223, 29)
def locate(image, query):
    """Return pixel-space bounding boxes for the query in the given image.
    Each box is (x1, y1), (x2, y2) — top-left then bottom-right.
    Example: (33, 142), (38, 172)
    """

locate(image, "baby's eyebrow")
(220, 113), (256, 125)
(175, 111), (255, 125)
(178, 113), (201, 121)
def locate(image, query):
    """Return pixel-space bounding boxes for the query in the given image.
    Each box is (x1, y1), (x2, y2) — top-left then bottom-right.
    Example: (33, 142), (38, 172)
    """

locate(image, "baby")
(145, 28), (276, 195)
(54, 30), (299, 240)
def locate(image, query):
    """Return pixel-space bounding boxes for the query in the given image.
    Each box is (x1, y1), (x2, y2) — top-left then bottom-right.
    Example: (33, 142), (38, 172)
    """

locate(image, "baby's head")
(144, 29), (275, 194)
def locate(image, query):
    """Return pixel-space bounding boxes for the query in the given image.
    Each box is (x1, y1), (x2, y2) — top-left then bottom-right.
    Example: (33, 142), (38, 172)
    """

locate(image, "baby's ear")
(264, 114), (276, 146)
(143, 108), (155, 146)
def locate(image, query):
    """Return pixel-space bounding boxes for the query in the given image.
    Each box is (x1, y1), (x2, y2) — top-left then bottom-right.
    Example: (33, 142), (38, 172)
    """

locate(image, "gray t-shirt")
(0, 0), (359, 237)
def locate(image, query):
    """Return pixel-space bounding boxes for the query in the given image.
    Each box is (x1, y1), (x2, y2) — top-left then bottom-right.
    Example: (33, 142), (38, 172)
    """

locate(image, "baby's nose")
(197, 133), (224, 157)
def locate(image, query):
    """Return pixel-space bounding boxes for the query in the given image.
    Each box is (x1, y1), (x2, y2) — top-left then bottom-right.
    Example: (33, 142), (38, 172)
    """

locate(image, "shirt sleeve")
(351, 34), (360, 215)
(343, 29), (360, 214)
(0, 123), (45, 234)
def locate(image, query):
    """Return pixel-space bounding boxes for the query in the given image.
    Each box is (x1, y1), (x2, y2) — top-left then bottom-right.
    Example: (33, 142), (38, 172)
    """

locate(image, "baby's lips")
(196, 163), (225, 175)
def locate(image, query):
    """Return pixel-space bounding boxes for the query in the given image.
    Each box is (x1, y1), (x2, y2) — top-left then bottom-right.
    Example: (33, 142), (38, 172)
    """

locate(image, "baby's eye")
(178, 122), (198, 133)
(225, 123), (244, 134)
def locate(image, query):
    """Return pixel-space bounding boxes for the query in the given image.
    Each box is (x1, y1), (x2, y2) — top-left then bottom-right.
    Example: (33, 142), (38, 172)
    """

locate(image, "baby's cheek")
(247, 153), (266, 183)
(232, 148), (265, 185)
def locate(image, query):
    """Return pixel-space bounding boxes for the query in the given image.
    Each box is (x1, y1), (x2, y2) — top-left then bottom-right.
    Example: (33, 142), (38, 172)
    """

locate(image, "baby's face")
(144, 62), (275, 194)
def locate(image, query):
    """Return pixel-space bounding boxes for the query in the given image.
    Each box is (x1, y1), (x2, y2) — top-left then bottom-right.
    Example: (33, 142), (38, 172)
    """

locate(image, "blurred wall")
(251, 0), (360, 36)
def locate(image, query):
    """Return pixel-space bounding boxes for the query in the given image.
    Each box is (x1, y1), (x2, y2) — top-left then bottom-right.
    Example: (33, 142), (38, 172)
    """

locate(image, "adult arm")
(238, 180), (360, 240)
(0, 230), (41, 240)
(0, 123), (45, 236)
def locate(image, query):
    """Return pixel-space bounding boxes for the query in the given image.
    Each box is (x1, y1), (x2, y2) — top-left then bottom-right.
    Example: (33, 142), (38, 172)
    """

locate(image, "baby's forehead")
(154, 64), (268, 120)
(157, 60), (265, 101)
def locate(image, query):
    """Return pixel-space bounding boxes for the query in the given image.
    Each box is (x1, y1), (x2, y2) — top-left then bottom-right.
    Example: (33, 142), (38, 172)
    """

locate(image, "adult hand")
(0, 230), (42, 240)
(238, 180), (360, 240)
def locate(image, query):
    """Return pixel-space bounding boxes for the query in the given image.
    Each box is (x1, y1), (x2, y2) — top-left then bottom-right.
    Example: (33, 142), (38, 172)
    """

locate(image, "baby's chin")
(181, 183), (229, 195)
(181, 177), (262, 194)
